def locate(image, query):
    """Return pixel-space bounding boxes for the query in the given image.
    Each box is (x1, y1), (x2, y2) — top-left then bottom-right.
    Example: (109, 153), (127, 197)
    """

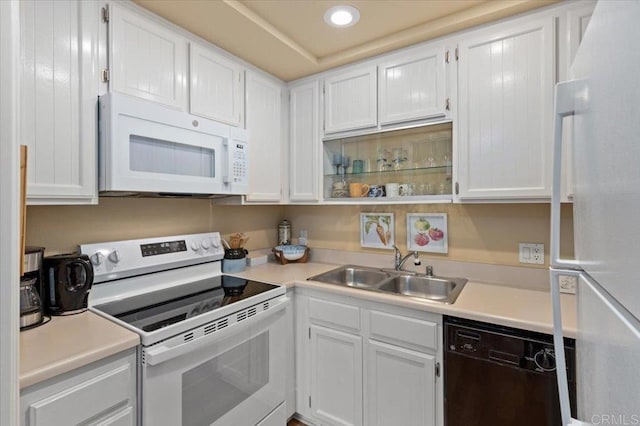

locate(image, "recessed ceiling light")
(324, 5), (360, 28)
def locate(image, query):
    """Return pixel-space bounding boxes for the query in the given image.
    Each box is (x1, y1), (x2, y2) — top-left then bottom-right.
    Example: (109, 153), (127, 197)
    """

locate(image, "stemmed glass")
(341, 156), (351, 175)
(332, 153), (342, 175)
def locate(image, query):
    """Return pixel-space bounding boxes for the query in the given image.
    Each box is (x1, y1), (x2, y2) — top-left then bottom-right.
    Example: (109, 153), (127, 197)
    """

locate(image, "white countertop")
(20, 312), (139, 389)
(232, 261), (577, 338)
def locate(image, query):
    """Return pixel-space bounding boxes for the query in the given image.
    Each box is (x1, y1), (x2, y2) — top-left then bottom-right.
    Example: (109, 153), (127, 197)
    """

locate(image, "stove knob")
(90, 252), (104, 266)
(201, 239), (210, 250)
(210, 237), (220, 249)
(190, 241), (200, 251)
(108, 250), (121, 264)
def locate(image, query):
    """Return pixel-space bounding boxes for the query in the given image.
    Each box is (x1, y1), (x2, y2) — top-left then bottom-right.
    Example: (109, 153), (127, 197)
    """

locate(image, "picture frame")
(407, 213), (448, 253)
(360, 213), (395, 249)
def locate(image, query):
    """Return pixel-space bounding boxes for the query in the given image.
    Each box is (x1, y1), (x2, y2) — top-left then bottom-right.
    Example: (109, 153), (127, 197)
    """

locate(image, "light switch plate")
(519, 243), (545, 264)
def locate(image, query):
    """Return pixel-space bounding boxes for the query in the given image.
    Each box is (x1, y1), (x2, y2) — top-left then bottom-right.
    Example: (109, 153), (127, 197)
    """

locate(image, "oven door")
(100, 92), (248, 195)
(141, 297), (288, 426)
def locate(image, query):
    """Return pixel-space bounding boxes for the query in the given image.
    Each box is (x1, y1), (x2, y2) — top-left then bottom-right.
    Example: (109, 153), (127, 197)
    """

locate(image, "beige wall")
(27, 198), (573, 269)
(26, 198), (285, 255)
(281, 203), (574, 268)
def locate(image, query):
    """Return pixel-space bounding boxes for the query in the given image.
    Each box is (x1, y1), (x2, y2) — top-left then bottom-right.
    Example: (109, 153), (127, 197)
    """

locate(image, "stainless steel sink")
(307, 265), (467, 304)
(376, 275), (467, 303)
(307, 265), (390, 288)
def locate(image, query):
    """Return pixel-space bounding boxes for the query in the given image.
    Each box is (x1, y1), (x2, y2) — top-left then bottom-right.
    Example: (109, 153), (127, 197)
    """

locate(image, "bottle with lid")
(278, 219), (291, 245)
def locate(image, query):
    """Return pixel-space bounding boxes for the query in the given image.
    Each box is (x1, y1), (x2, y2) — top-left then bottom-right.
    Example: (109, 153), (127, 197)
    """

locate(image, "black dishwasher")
(444, 316), (576, 426)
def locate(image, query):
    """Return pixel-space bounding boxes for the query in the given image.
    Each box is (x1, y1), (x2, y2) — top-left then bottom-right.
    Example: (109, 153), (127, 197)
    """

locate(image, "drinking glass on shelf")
(331, 153), (342, 175)
(341, 156), (351, 174)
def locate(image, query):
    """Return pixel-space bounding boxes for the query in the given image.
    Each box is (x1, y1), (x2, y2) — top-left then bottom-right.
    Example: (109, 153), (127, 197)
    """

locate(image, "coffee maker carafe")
(20, 247), (45, 329)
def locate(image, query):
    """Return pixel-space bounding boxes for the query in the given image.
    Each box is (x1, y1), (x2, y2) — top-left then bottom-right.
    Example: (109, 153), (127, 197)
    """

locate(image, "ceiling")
(133, 0), (561, 82)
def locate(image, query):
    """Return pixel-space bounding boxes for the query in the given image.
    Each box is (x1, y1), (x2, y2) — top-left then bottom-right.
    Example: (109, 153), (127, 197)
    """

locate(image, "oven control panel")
(80, 232), (224, 283)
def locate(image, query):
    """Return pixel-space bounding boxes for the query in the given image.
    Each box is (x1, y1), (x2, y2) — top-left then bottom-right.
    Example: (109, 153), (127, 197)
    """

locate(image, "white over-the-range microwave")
(99, 93), (249, 197)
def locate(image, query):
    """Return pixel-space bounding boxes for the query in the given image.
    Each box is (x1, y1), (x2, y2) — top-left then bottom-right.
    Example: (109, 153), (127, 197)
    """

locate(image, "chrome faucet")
(425, 265), (434, 277)
(392, 245), (421, 271)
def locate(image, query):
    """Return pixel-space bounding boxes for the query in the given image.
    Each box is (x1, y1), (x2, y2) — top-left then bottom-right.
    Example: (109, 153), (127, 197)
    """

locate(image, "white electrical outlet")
(519, 243), (545, 265)
(559, 275), (578, 294)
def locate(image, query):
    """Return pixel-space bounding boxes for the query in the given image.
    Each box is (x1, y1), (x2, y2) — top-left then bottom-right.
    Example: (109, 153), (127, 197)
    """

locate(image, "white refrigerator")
(550, 1), (640, 425)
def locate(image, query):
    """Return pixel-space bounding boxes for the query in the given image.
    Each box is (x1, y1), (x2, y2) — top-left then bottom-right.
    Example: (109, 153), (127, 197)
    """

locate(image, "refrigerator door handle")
(551, 80), (584, 270)
(550, 268), (582, 426)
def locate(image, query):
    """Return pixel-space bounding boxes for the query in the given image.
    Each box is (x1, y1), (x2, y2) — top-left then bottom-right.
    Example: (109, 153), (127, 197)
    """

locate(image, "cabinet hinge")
(445, 98), (450, 111)
(101, 69), (110, 83)
(323, 120), (325, 132)
(445, 51), (450, 64)
(308, 327), (311, 339)
(455, 47), (459, 61)
(309, 396), (312, 408)
(455, 182), (459, 195)
(435, 362), (441, 378)
(322, 84), (325, 95)
(101, 5), (109, 23)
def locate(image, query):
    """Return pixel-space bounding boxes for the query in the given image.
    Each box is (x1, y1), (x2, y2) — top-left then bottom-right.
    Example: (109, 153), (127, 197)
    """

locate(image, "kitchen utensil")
(278, 220), (291, 245)
(222, 248), (248, 273)
(19, 277), (43, 329)
(349, 183), (370, 197)
(20, 246), (45, 330)
(368, 185), (385, 197)
(352, 160), (364, 174)
(385, 183), (400, 197)
(43, 253), (94, 315)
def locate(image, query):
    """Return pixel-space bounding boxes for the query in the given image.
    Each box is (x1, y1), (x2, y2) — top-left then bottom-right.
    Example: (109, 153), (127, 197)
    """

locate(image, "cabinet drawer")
(309, 297), (360, 334)
(369, 310), (437, 353)
(26, 363), (133, 426)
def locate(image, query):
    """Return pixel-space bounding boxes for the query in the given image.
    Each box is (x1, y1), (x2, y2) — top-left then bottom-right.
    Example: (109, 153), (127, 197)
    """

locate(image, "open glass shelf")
(322, 123), (453, 201)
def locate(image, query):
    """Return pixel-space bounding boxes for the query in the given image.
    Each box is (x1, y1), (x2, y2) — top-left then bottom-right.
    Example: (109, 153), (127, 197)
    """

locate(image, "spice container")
(278, 219), (291, 245)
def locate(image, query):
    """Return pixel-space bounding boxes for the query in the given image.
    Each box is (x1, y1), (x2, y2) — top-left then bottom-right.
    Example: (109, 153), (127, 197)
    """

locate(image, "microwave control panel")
(229, 141), (248, 185)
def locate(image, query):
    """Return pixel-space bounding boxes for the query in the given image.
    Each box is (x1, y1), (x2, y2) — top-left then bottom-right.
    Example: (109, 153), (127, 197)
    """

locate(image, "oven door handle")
(144, 296), (289, 366)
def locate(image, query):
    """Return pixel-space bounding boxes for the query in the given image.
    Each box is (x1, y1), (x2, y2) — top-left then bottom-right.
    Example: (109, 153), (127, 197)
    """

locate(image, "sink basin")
(376, 275), (467, 303)
(308, 265), (390, 288)
(308, 265), (467, 304)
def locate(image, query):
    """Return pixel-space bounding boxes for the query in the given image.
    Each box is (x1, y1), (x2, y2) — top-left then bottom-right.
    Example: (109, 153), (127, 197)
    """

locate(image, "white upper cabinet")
(378, 47), (448, 125)
(20, 0), (99, 204)
(245, 71), (283, 202)
(323, 65), (377, 134)
(190, 44), (244, 127)
(289, 81), (320, 202)
(457, 16), (554, 200)
(108, 3), (188, 110)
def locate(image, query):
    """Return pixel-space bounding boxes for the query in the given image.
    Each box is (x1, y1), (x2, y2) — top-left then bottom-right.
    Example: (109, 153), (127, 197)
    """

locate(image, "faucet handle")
(425, 265), (434, 276)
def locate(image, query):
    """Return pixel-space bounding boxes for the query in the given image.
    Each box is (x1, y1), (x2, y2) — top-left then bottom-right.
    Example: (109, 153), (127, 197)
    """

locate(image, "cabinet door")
(310, 325), (363, 426)
(190, 44), (244, 126)
(290, 81), (320, 202)
(109, 3), (187, 110)
(20, 0), (99, 204)
(245, 71), (282, 202)
(366, 340), (436, 426)
(457, 17), (554, 199)
(324, 66), (377, 134)
(378, 47), (447, 125)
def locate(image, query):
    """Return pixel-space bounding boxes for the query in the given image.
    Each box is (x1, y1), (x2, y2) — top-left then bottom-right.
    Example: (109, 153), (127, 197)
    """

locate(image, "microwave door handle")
(222, 139), (230, 185)
(144, 297), (289, 366)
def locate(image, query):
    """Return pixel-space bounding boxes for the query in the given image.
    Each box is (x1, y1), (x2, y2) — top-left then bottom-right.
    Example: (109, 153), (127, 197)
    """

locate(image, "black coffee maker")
(43, 254), (94, 315)
(20, 247), (45, 329)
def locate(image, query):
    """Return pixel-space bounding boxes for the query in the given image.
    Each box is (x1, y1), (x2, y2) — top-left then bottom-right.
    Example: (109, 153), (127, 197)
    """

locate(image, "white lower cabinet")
(310, 326), (363, 426)
(366, 341), (436, 426)
(297, 291), (442, 426)
(20, 349), (137, 426)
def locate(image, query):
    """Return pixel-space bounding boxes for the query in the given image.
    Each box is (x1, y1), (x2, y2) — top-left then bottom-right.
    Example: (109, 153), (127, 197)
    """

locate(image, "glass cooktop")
(93, 275), (279, 332)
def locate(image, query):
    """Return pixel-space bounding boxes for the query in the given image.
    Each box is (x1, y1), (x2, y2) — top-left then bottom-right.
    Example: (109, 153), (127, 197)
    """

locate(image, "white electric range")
(81, 232), (289, 426)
